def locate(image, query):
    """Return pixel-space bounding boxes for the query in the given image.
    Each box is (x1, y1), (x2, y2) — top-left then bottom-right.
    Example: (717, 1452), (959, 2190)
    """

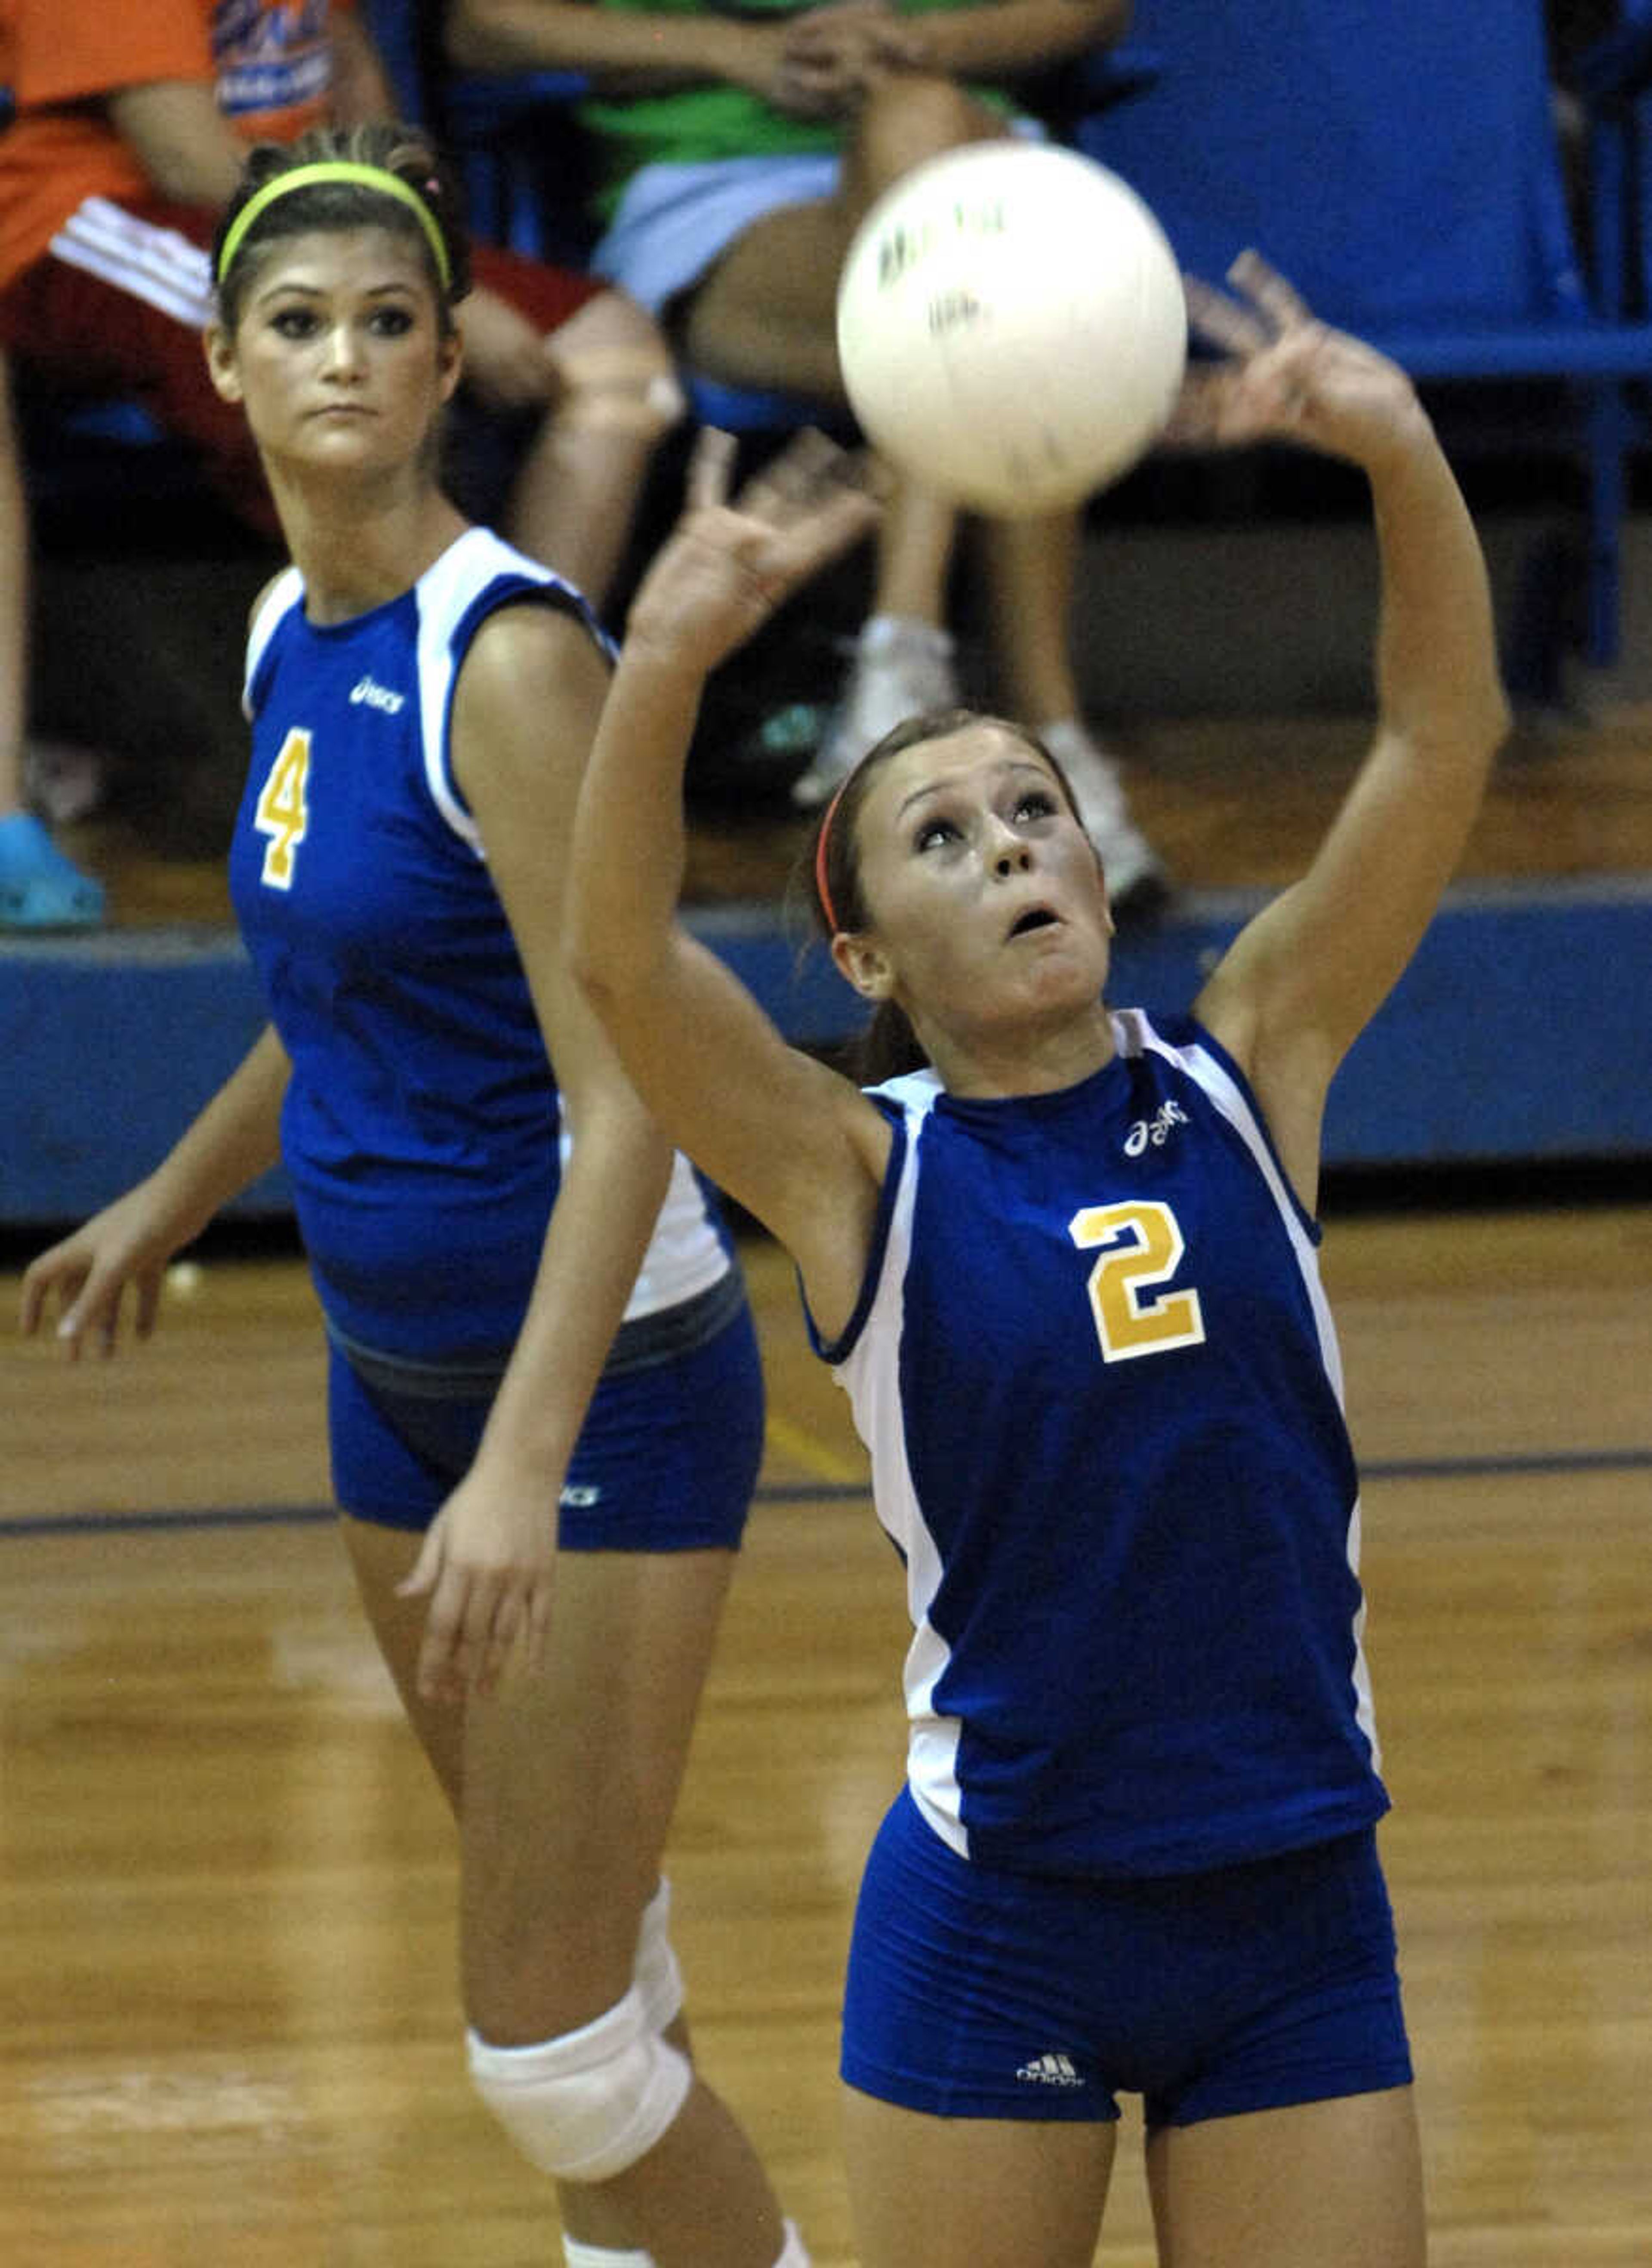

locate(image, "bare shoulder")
(460, 593), (609, 704)
(452, 598), (611, 795)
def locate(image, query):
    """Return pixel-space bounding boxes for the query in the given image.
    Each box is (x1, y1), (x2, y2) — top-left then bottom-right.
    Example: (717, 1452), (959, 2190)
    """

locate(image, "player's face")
(841, 722), (1114, 1063)
(206, 227), (459, 477)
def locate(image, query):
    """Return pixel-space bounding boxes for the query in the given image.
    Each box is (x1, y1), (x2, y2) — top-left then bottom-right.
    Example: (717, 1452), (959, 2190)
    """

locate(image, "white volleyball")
(836, 141), (1187, 516)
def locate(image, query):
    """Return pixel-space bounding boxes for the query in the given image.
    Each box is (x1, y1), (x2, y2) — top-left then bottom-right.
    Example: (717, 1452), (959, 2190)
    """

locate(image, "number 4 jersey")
(229, 529), (731, 1364)
(813, 1008), (1389, 1880)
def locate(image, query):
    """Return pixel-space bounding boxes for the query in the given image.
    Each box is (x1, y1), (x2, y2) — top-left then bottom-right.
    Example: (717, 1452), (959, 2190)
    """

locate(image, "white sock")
(561, 2239), (653, 2268)
(860, 612), (955, 663)
(559, 2215), (804, 2268)
(1036, 717), (1094, 756)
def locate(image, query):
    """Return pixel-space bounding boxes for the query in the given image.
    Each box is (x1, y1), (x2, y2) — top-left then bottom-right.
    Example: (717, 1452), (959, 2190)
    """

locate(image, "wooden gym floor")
(6, 628), (1652, 2262)
(2, 1199), (1649, 2266)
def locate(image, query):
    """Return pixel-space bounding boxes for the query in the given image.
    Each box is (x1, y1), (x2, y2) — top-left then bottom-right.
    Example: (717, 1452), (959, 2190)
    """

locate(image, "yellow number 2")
(1068, 1199), (1206, 1364)
(253, 727), (312, 889)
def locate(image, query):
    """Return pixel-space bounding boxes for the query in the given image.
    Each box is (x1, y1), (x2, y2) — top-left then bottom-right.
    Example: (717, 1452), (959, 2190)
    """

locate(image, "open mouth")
(1008, 906), (1060, 938)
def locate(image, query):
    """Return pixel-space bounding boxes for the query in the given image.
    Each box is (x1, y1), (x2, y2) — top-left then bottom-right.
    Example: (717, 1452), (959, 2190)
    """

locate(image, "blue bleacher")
(7, 876), (1652, 1224)
(370, 1), (1652, 666)
(1080, 0), (1652, 670)
(7, 3), (1652, 1224)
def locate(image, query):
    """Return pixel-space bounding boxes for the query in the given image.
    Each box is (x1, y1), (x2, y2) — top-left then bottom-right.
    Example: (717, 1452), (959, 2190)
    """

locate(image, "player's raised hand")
(623, 427), (881, 678)
(1165, 251), (1429, 473)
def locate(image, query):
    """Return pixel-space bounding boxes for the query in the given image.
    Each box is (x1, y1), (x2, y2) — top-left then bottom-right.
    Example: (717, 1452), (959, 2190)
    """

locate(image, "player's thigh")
(338, 1521), (737, 1895)
(684, 192), (857, 353)
(547, 277), (674, 367)
(1147, 2085), (1427, 2268)
(339, 1509), (468, 1810)
(460, 1312), (759, 1974)
(467, 1541), (739, 1867)
(843, 72), (1013, 203)
(457, 1545), (740, 2029)
(842, 2088), (1115, 2268)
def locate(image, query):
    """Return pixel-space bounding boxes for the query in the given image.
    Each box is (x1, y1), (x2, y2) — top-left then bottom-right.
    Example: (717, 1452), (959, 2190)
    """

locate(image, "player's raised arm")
(567, 432), (891, 1332)
(1177, 257), (1511, 1204)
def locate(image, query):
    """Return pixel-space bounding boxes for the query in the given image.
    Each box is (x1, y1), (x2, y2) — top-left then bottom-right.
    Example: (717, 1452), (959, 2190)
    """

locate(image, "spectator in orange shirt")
(0, 0), (680, 925)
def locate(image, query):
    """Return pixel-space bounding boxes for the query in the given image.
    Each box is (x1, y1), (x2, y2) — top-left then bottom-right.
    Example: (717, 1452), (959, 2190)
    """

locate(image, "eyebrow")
(253, 277), (422, 307)
(895, 758), (1054, 819)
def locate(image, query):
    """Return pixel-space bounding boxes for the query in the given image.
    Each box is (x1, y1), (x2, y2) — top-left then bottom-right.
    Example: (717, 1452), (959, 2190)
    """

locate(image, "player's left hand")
(624, 426), (882, 677)
(1164, 251), (1430, 472)
(398, 1461), (558, 1704)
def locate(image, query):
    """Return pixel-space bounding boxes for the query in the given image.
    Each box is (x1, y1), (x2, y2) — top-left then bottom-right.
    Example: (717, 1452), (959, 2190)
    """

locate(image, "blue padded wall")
(6, 880), (1649, 1227)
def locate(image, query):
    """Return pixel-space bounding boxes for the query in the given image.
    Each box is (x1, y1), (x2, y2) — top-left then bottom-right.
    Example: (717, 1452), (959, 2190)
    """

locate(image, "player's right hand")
(19, 1184), (183, 1359)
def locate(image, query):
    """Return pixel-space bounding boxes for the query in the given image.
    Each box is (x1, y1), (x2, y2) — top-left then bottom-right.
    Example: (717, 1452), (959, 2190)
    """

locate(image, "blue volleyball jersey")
(229, 528), (731, 1360)
(815, 1008), (1387, 1879)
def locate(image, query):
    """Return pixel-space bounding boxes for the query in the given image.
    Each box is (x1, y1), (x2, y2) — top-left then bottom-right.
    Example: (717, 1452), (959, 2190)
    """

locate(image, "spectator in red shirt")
(0, 0), (680, 925)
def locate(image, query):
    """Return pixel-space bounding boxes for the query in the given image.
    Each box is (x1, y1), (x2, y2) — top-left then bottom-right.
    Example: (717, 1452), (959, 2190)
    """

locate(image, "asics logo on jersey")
(1124, 1099), (1189, 1156)
(349, 675), (407, 715)
(560, 1483), (602, 1509)
(1016, 2051), (1085, 2088)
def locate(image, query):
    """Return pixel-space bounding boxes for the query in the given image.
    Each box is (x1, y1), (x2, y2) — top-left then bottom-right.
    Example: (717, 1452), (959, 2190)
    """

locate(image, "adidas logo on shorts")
(1015, 2050), (1085, 2088)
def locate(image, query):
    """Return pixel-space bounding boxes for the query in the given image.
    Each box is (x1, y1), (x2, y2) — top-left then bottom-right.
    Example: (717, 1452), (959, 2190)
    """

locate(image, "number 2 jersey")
(814, 1009), (1389, 1879)
(228, 527), (733, 1364)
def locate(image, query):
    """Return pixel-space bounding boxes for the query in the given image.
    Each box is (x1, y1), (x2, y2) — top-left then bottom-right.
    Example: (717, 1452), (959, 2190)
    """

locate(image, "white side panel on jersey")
(242, 567), (305, 720)
(1120, 1008), (1380, 1768)
(836, 1076), (969, 1855)
(555, 1127), (731, 1325)
(413, 526), (602, 852)
(416, 538), (729, 1319)
(415, 528), (518, 854)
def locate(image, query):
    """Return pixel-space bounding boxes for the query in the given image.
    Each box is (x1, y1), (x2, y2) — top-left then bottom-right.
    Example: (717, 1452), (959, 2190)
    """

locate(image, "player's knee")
(551, 290), (685, 436)
(468, 1984), (693, 2183)
(856, 74), (997, 180)
(635, 1876), (685, 2036)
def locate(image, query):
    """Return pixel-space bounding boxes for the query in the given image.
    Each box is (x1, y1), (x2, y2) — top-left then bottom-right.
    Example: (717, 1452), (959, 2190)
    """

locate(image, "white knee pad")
(634, 1877), (684, 2036)
(468, 1984), (693, 2185)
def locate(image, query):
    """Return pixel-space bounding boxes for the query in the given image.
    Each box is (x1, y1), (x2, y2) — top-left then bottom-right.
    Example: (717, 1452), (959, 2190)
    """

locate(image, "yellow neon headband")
(216, 161), (452, 291)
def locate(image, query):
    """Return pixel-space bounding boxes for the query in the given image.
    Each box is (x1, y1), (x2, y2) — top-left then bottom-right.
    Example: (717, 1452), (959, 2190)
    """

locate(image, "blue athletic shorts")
(328, 1293), (764, 1550)
(841, 1787), (1413, 2129)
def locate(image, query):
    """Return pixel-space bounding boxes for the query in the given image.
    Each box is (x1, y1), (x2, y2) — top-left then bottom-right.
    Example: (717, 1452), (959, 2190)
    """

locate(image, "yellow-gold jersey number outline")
(1068, 1199), (1207, 1363)
(253, 727), (312, 889)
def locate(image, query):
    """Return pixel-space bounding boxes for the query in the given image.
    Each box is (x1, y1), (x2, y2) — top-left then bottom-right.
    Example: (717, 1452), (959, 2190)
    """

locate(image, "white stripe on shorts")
(48, 196), (215, 328)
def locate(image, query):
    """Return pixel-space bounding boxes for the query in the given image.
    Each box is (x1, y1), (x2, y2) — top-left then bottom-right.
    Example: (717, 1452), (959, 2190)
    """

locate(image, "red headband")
(814, 780), (848, 936)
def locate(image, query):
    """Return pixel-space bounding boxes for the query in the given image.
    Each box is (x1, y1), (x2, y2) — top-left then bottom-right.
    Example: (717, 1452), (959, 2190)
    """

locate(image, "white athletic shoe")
(1038, 719), (1169, 917)
(790, 616), (959, 810)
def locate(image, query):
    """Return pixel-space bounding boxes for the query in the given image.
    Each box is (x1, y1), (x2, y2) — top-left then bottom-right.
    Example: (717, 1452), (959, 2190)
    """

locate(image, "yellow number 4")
(253, 727), (312, 889)
(1068, 1199), (1206, 1364)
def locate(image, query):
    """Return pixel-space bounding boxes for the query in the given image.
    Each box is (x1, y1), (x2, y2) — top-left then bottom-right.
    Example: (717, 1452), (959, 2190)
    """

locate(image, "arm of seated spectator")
(849, 0), (1129, 84)
(452, 0), (1128, 90)
(104, 78), (247, 208)
(330, 4), (403, 126)
(446, 0), (798, 102)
